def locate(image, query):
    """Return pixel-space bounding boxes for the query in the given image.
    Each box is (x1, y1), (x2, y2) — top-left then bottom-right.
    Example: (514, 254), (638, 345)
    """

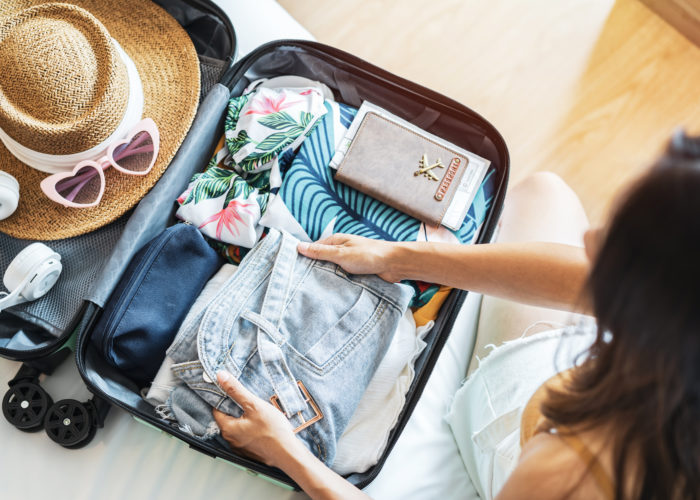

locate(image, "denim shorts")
(162, 229), (413, 466)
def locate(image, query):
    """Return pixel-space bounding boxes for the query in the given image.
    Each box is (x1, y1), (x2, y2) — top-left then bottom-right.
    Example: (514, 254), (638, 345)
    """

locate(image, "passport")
(333, 105), (489, 229)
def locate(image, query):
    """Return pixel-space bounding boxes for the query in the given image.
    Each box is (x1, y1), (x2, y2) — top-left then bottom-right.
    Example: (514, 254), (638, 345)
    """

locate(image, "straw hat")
(0, 1), (200, 240)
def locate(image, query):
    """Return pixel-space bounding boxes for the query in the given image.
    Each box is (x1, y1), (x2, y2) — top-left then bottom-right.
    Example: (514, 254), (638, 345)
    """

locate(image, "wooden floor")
(278, 0), (700, 224)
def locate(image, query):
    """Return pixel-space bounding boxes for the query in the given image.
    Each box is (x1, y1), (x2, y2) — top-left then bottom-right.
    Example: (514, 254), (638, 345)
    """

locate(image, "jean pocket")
(282, 264), (381, 370)
(472, 407), (522, 499)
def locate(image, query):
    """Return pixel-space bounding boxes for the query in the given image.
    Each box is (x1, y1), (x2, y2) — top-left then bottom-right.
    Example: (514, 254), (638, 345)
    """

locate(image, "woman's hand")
(299, 235), (589, 312)
(213, 371), (371, 500)
(297, 234), (403, 282)
(212, 371), (302, 468)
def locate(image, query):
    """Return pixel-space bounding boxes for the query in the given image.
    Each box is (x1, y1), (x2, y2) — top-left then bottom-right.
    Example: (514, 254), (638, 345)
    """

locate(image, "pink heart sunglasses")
(40, 118), (160, 207)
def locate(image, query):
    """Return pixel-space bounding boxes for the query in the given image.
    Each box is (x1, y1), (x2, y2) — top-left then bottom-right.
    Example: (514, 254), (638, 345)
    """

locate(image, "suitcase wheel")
(2, 381), (53, 432)
(44, 399), (96, 449)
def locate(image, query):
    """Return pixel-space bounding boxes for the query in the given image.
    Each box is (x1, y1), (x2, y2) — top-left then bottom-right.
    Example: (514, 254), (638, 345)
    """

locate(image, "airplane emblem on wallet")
(414, 154), (445, 181)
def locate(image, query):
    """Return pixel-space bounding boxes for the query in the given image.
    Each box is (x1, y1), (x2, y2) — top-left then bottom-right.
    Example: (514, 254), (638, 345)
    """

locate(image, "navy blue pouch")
(92, 223), (223, 386)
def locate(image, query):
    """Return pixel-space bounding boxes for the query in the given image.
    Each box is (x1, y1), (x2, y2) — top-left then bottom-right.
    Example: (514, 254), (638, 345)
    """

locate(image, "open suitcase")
(0, 0), (237, 446)
(73, 40), (510, 490)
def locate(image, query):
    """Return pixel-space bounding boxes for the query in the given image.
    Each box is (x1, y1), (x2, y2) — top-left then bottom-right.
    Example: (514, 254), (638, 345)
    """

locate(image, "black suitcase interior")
(0, 0), (236, 439)
(74, 40), (510, 489)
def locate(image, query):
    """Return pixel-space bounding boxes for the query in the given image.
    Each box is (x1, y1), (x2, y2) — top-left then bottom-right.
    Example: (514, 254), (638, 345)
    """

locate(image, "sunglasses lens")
(55, 165), (102, 205)
(113, 131), (155, 173)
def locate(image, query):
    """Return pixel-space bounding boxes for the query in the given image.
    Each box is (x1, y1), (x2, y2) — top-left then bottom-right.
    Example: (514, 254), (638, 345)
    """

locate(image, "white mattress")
(216, 0), (314, 57)
(0, 2), (481, 498)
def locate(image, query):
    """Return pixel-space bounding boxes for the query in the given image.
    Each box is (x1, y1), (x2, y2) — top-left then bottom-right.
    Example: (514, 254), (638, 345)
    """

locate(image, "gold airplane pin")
(414, 154), (444, 181)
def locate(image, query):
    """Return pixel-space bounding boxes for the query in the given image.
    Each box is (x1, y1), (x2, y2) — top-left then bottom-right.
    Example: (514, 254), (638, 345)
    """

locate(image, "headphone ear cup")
(0, 171), (19, 221)
(3, 243), (62, 300)
(22, 258), (62, 301)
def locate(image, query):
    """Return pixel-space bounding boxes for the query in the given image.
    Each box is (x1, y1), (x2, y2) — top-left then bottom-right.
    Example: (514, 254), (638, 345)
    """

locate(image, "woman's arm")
(272, 443), (371, 500)
(212, 372), (370, 500)
(298, 235), (590, 313)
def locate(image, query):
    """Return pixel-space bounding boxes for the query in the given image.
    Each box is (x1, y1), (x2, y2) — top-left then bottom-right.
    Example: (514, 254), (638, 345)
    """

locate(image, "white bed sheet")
(213, 0), (314, 57)
(0, 2), (482, 498)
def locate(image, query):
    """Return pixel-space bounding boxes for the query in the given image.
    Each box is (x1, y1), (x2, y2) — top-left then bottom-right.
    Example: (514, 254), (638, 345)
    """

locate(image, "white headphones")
(0, 243), (62, 313)
(0, 170), (19, 220)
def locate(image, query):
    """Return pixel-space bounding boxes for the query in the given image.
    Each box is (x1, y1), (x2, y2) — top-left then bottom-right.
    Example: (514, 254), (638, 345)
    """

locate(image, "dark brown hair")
(541, 132), (700, 499)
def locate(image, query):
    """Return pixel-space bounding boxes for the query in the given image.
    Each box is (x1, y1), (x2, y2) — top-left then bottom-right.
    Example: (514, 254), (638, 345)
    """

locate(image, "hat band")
(0, 39), (144, 174)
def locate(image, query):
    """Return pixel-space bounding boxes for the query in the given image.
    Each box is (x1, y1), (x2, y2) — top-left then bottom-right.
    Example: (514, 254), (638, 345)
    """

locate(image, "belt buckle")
(270, 381), (323, 433)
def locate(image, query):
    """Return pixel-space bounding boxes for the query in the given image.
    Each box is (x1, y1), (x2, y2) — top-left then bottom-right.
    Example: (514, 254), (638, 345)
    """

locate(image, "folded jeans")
(163, 228), (413, 466)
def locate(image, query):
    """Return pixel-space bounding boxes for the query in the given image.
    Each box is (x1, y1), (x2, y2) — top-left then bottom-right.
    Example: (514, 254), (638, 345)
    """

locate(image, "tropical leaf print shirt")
(176, 86), (328, 248)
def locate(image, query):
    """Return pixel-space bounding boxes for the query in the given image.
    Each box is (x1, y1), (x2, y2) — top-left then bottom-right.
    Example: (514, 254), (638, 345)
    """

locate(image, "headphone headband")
(0, 243), (62, 313)
(0, 170), (19, 220)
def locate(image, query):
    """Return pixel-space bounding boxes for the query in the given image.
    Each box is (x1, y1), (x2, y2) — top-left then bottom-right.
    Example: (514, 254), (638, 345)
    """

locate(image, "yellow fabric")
(412, 285), (452, 326)
(213, 135), (226, 162)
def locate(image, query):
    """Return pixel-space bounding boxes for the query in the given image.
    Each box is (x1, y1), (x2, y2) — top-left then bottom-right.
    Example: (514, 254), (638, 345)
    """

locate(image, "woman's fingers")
(316, 233), (360, 245)
(297, 240), (344, 261)
(216, 371), (258, 412)
(314, 233), (353, 246)
(212, 408), (242, 441)
(297, 233), (365, 261)
(297, 234), (393, 279)
(212, 407), (237, 431)
(212, 408), (258, 456)
(211, 373), (306, 470)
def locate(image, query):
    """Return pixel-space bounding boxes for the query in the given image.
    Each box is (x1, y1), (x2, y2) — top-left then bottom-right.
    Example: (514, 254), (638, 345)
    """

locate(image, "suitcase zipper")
(99, 224), (188, 363)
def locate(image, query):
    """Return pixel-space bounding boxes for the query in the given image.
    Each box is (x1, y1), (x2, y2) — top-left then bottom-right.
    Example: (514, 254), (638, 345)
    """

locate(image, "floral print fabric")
(225, 87), (327, 173)
(175, 87), (327, 247)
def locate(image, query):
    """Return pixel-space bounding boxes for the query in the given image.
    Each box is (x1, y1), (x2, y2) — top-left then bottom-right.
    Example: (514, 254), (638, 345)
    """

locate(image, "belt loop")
(259, 230), (298, 330)
(255, 230), (309, 416)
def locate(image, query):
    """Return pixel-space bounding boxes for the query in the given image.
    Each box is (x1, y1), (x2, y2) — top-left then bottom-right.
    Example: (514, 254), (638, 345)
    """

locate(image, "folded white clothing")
(143, 356), (175, 406)
(144, 263), (239, 405)
(332, 310), (434, 475)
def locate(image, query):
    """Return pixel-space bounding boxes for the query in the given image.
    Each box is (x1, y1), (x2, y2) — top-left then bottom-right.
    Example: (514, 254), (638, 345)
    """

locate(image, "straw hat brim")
(0, 0), (200, 240)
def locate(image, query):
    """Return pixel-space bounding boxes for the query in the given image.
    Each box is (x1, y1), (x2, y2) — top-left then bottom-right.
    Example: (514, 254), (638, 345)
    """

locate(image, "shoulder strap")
(558, 433), (616, 500)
